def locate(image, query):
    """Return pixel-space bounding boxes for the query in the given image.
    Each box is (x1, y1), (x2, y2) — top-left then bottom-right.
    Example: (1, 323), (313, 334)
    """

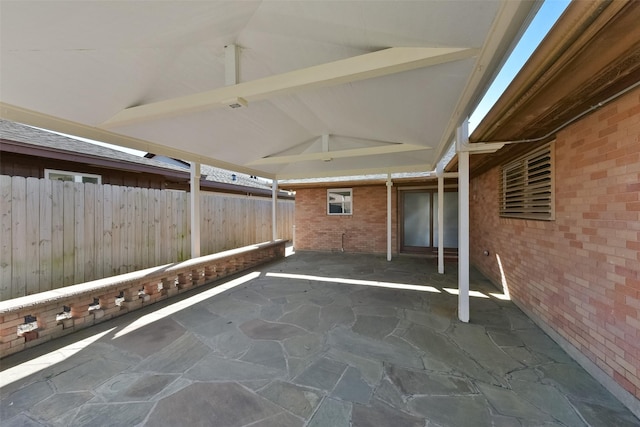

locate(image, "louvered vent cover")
(499, 142), (554, 220)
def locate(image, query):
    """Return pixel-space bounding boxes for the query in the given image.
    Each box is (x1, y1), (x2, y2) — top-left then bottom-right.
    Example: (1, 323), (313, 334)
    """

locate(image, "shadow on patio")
(1, 252), (638, 426)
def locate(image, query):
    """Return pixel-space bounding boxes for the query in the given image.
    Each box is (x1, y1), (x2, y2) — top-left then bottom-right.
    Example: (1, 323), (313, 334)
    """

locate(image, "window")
(499, 142), (554, 220)
(45, 169), (101, 184)
(327, 188), (352, 215)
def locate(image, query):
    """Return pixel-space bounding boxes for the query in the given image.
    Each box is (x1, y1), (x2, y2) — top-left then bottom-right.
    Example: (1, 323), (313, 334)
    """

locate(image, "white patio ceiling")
(0, 1), (538, 180)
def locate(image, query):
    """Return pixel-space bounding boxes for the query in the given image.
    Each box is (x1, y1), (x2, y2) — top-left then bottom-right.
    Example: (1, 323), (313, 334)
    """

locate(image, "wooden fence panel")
(0, 176), (12, 300)
(140, 187), (149, 268)
(51, 180), (64, 288)
(74, 182), (85, 283)
(84, 183), (96, 282)
(102, 184), (113, 279)
(110, 184), (121, 276)
(176, 190), (187, 261)
(25, 178), (40, 295)
(2, 176), (295, 299)
(94, 183), (104, 279)
(38, 179), (52, 293)
(159, 189), (169, 265)
(125, 186), (134, 273)
(11, 176), (27, 298)
(152, 189), (162, 265)
(62, 181), (75, 286)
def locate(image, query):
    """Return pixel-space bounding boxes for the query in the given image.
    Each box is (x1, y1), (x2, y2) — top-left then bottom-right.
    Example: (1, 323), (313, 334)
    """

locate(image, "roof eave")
(470, 0), (640, 143)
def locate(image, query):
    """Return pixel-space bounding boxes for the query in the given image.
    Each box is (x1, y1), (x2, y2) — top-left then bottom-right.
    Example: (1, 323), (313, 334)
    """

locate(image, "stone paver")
(307, 397), (351, 427)
(72, 402), (154, 426)
(332, 367), (373, 404)
(239, 318), (306, 340)
(258, 380), (321, 418)
(386, 364), (474, 395)
(293, 357), (347, 391)
(30, 392), (93, 421)
(409, 395), (491, 427)
(146, 382), (282, 426)
(1, 251), (638, 426)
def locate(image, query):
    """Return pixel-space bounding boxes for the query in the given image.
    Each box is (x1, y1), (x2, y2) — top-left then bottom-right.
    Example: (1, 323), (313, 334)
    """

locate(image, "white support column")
(436, 164), (445, 274)
(457, 123), (470, 323)
(272, 179), (278, 241)
(386, 173), (393, 261)
(190, 162), (201, 258)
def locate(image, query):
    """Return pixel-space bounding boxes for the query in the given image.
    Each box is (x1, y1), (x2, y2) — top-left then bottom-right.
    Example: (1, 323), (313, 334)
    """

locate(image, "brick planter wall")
(469, 88), (640, 403)
(0, 240), (286, 359)
(295, 185), (398, 254)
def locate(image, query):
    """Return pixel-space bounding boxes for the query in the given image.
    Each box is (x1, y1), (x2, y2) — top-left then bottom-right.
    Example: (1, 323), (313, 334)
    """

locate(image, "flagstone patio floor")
(1, 251), (639, 426)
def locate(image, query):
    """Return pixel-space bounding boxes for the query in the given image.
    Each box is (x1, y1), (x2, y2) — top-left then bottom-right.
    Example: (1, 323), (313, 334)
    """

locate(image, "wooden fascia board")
(471, 0), (639, 142)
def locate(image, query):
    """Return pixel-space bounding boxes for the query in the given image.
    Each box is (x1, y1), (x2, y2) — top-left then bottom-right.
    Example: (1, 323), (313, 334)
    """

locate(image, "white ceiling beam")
(247, 143), (431, 166)
(102, 47), (479, 128)
(275, 163), (434, 181)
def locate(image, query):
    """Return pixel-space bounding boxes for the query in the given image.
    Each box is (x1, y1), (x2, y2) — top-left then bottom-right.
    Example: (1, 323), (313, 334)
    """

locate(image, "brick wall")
(295, 185), (398, 254)
(470, 88), (640, 400)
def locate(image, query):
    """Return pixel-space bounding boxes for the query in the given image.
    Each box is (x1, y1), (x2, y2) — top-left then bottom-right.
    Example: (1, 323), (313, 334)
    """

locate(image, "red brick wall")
(470, 88), (640, 399)
(295, 185), (398, 254)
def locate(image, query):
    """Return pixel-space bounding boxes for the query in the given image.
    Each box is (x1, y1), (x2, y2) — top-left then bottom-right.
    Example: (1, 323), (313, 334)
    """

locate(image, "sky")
(79, 0), (570, 157)
(468, 0), (571, 132)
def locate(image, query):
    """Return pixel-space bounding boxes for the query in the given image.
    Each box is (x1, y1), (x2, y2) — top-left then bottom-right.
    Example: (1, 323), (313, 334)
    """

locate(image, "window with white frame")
(327, 188), (352, 215)
(45, 169), (101, 184)
(499, 142), (554, 220)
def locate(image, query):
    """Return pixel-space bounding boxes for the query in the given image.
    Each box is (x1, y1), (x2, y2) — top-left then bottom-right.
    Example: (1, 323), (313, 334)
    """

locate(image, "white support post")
(190, 162), (201, 258)
(457, 123), (470, 323)
(436, 164), (445, 274)
(386, 173), (393, 261)
(272, 179), (278, 241)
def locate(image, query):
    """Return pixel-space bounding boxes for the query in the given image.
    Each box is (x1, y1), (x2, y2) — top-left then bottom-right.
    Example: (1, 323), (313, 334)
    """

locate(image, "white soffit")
(0, 1), (538, 180)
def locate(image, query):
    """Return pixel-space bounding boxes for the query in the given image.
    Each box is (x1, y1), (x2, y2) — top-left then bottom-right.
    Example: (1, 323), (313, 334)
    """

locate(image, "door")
(400, 190), (458, 253)
(401, 191), (431, 252)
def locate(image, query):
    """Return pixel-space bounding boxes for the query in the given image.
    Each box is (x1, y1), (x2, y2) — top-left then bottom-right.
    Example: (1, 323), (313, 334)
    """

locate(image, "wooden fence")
(0, 176), (294, 300)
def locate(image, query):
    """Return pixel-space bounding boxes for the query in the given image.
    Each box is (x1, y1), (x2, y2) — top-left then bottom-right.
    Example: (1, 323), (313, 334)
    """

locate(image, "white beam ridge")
(274, 163), (433, 180)
(225, 44), (239, 86)
(102, 47), (479, 128)
(248, 143), (431, 166)
(321, 134), (330, 153)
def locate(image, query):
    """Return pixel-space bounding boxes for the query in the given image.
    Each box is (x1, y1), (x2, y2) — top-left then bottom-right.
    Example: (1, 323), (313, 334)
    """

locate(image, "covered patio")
(0, 0), (542, 325)
(2, 253), (638, 426)
(1, 1), (639, 423)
